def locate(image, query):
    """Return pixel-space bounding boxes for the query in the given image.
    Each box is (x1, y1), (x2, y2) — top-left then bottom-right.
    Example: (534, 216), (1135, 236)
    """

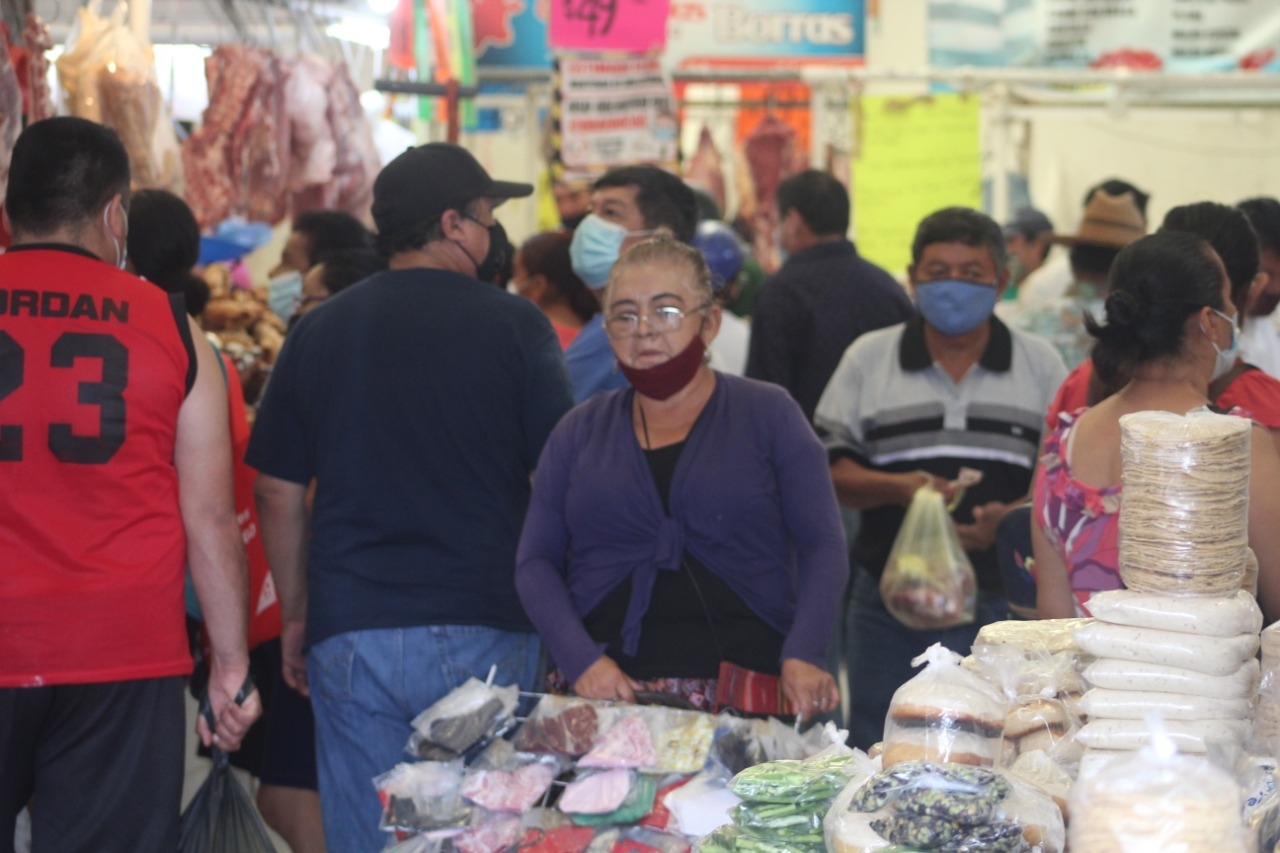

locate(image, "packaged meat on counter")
(880, 644), (1008, 768)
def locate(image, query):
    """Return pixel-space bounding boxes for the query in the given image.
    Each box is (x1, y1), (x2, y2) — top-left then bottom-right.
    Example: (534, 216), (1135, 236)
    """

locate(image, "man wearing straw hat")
(1012, 188), (1146, 369)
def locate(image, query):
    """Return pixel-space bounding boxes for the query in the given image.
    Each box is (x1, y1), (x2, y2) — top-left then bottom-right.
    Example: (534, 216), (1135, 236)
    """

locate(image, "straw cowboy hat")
(1052, 190), (1146, 249)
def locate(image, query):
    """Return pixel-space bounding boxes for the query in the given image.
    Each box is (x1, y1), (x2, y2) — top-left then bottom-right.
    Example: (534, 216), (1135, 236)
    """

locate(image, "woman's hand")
(574, 655), (641, 703)
(781, 658), (840, 723)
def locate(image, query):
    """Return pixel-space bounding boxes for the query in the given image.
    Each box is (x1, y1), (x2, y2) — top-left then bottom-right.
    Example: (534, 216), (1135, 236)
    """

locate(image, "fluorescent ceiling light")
(325, 17), (390, 50)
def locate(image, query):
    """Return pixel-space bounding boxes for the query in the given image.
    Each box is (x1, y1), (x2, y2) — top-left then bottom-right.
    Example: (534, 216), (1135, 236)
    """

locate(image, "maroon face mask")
(617, 334), (707, 400)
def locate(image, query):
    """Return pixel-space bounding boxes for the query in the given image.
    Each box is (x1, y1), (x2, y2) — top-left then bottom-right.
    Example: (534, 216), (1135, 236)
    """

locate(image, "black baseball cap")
(371, 142), (533, 236)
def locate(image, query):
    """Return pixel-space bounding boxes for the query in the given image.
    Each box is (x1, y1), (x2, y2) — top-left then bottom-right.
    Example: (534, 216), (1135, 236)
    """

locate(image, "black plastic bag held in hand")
(178, 677), (274, 853)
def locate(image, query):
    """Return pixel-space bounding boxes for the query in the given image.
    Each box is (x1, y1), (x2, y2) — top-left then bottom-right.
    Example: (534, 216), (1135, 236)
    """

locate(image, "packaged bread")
(881, 644), (1006, 768)
(1000, 697), (1082, 767)
(1069, 732), (1247, 852)
(974, 618), (1093, 655)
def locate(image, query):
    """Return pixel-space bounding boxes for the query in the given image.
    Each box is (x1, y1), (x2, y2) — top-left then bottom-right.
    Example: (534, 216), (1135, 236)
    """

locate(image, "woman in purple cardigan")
(516, 237), (847, 719)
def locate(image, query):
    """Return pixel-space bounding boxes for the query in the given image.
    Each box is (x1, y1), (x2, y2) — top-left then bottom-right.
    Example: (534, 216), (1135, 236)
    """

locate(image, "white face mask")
(104, 204), (127, 270)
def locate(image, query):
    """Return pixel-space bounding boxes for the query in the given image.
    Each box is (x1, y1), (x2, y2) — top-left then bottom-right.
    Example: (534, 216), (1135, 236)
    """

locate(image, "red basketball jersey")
(0, 245), (196, 686)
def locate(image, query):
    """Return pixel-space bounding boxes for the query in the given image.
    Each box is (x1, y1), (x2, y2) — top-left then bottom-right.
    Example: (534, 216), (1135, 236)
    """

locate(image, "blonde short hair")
(603, 235), (714, 308)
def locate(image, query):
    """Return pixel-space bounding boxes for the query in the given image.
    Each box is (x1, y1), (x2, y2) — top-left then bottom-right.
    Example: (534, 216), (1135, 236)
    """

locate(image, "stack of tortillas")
(1118, 410), (1251, 595)
(1069, 766), (1246, 852)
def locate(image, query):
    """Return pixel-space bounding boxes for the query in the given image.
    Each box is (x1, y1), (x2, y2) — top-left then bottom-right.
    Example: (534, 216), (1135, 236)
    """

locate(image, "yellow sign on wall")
(852, 94), (983, 278)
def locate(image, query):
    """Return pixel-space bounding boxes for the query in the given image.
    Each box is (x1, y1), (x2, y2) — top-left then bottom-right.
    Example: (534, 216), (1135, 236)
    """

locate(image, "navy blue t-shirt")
(246, 268), (574, 647)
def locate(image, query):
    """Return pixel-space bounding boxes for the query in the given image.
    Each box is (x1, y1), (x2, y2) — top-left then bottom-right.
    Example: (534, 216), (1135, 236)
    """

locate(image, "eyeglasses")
(604, 302), (710, 338)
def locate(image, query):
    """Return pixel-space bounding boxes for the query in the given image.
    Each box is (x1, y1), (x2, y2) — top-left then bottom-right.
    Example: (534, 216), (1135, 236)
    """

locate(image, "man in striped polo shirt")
(815, 207), (1066, 750)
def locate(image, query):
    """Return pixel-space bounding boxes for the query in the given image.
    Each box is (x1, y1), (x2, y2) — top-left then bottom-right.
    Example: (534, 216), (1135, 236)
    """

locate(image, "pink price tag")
(549, 0), (671, 52)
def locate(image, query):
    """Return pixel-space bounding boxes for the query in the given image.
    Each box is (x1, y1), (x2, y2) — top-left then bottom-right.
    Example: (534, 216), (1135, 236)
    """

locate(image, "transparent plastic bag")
(827, 760), (1034, 853)
(728, 747), (859, 805)
(1069, 727), (1248, 851)
(372, 760), (469, 833)
(579, 713), (656, 770)
(461, 756), (560, 813)
(406, 678), (519, 760)
(881, 644), (1007, 769)
(649, 708), (716, 774)
(880, 486), (976, 630)
(515, 695), (610, 757)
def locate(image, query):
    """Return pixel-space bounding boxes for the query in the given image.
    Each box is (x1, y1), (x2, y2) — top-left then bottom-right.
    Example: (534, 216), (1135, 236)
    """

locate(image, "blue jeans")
(845, 570), (1008, 751)
(307, 625), (540, 853)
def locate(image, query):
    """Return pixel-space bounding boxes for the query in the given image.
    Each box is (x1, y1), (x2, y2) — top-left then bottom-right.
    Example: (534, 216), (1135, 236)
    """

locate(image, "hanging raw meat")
(0, 38), (22, 201)
(183, 45), (263, 227)
(285, 55), (337, 192)
(292, 62), (378, 223)
(685, 126), (726, 217)
(240, 51), (290, 224)
(182, 45), (290, 227)
(22, 13), (55, 123)
(744, 114), (798, 216)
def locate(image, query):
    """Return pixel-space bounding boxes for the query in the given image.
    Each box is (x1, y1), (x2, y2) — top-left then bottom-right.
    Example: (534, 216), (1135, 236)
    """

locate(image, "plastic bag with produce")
(880, 486), (976, 630)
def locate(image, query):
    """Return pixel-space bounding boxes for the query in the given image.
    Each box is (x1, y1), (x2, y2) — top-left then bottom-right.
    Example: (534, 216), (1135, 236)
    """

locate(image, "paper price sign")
(550, 0), (672, 53)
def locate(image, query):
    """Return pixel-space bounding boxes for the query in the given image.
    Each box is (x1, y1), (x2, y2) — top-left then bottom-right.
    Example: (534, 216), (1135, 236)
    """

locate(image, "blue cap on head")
(692, 220), (745, 291)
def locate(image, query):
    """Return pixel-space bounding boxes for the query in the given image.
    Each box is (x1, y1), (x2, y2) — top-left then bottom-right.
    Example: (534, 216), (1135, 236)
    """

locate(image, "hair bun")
(1104, 290), (1141, 327)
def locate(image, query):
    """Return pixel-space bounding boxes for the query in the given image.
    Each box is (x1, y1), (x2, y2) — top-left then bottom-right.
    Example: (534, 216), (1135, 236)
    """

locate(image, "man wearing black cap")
(1003, 207), (1054, 293)
(247, 143), (574, 852)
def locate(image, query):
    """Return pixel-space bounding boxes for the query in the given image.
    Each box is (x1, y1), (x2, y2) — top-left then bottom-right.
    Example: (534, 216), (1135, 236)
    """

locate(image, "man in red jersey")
(0, 117), (261, 853)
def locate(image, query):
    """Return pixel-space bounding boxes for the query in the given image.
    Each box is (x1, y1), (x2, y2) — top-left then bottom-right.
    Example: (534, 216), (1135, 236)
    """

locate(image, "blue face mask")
(569, 214), (652, 288)
(268, 270), (304, 322)
(1208, 308), (1240, 382)
(914, 279), (1000, 336)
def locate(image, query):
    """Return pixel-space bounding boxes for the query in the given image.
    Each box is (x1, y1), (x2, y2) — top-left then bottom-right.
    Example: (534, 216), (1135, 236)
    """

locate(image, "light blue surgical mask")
(1208, 307), (1240, 382)
(569, 214), (652, 288)
(268, 270), (304, 322)
(914, 279), (1000, 336)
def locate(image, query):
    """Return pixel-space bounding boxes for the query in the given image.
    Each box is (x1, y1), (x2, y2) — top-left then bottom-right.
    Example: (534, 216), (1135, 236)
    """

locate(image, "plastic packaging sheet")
(1118, 410), (1251, 595)
(1069, 733), (1248, 852)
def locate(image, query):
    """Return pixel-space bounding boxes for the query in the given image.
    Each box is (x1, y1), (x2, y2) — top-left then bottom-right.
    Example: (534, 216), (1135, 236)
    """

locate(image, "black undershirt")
(581, 440), (784, 679)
